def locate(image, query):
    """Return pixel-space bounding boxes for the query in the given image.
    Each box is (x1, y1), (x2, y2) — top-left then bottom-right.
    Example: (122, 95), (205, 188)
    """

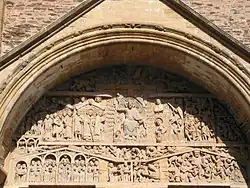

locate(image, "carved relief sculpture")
(7, 65), (249, 187)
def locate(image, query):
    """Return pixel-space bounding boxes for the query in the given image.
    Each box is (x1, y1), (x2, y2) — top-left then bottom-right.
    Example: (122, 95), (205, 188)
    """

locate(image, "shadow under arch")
(0, 24), (249, 186)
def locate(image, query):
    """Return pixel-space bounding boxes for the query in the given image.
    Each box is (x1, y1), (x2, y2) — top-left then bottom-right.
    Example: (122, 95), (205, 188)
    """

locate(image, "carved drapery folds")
(8, 65), (249, 186)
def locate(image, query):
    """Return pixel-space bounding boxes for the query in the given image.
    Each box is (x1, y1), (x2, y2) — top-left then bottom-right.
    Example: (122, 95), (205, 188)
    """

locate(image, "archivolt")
(0, 24), (249, 159)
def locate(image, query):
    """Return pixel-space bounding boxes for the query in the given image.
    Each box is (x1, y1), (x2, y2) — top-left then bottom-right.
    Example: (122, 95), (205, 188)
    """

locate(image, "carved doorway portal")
(4, 65), (249, 188)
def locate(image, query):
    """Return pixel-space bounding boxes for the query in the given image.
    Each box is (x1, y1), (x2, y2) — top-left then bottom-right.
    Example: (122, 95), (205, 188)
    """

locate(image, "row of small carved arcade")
(13, 149), (247, 185)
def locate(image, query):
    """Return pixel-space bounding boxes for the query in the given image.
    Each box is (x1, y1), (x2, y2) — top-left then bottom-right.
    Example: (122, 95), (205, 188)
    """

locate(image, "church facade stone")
(0, 1), (249, 188)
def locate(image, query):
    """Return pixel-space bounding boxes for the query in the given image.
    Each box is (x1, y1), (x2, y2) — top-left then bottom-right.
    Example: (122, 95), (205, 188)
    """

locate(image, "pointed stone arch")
(0, 24), (249, 187)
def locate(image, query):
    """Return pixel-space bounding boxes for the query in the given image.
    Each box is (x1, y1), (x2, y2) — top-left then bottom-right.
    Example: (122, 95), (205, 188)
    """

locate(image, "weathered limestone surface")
(0, 0), (249, 187)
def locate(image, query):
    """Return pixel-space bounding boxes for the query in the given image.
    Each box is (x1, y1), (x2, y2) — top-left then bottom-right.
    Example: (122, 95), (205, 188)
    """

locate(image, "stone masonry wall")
(0, 0), (249, 56)
(183, 0), (250, 48)
(1, 0), (80, 55)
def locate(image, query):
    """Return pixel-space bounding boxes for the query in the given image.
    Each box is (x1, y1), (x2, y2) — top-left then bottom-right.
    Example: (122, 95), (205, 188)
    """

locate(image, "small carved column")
(130, 162), (133, 183)
(159, 158), (168, 183)
(99, 160), (108, 182)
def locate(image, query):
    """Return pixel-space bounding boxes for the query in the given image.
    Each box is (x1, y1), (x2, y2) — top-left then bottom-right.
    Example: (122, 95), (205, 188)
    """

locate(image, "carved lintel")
(46, 91), (113, 97)
(37, 141), (249, 147)
(149, 93), (215, 98)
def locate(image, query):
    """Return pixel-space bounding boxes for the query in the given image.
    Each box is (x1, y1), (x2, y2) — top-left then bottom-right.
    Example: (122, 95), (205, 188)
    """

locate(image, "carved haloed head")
(109, 162), (114, 168)
(37, 160), (41, 166)
(95, 96), (102, 103)
(193, 150), (200, 158)
(31, 160), (36, 166)
(155, 118), (163, 126)
(98, 110), (104, 116)
(94, 160), (99, 166)
(37, 120), (43, 125)
(89, 161), (94, 166)
(156, 99), (161, 105)
(127, 100), (133, 109)
(87, 109), (94, 117)
(67, 110), (73, 116)
(51, 97), (56, 103)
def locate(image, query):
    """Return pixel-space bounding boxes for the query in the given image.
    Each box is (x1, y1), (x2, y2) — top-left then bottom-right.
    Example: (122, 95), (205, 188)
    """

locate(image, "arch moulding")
(0, 23), (250, 170)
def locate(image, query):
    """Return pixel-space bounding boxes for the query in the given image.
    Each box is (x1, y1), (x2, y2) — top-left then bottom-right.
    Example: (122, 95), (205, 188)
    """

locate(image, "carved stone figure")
(15, 162), (27, 182)
(84, 109), (95, 141)
(73, 110), (84, 140)
(184, 115), (200, 141)
(72, 159), (80, 182)
(29, 158), (42, 182)
(63, 109), (73, 140)
(93, 160), (99, 182)
(200, 122), (214, 141)
(133, 162), (160, 183)
(117, 99), (144, 140)
(44, 155), (56, 183)
(52, 111), (64, 140)
(36, 120), (43, 136)
(121, 162), (131, 182)
(155, 117), (167, 143)
(79, 157), (86, 182)
(108, 162), (117, 182)
(108, 162), (131, 182)
(169, 104), (184, 141)
(72, 155), (86, 182)
(93, 110), (105, 141)
(17, 139), (26, 153)
(44, 114), (53, 140)
(87, 159), (99, 182)
(26, 139), (36, 153)
(190, 151), (203, 180)
(58, 155), (71, 182)
(154, 99), (164, 113)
